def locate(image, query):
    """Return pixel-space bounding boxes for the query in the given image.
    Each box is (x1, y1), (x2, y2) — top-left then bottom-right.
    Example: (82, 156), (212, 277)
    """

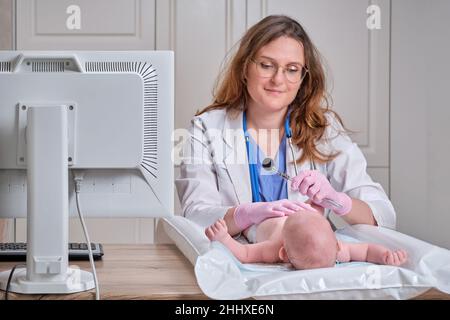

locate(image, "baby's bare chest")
(255, 216), (287, 243)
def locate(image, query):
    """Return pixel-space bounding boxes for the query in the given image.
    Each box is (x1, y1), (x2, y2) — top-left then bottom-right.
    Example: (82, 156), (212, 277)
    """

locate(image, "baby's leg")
(347, 242), (408, 266)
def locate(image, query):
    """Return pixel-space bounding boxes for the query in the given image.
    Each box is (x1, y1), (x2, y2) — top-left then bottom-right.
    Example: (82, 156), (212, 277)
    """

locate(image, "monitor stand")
(0, 105), (94, 294)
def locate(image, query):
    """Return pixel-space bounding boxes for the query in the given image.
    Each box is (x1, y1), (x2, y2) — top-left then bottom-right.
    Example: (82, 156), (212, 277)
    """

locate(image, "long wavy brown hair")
(196, 15), (348, 165)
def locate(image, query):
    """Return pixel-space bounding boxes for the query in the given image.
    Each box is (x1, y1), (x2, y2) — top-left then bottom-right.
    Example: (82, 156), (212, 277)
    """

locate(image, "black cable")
(4, 264), (25, 300)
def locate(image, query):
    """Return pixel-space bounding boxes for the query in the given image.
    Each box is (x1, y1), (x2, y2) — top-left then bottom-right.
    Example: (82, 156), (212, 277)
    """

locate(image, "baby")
(205, 209), (408, 269)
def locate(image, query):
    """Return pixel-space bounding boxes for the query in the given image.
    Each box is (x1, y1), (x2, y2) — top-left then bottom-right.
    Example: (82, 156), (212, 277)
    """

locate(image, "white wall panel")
(156, 0), (246, 131)
(391, 0), (450, 248)
(16, 0), (155, 50)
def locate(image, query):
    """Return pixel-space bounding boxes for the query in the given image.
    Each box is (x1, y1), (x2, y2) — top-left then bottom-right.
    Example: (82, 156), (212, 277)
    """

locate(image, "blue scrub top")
(247, 135), (288, 202)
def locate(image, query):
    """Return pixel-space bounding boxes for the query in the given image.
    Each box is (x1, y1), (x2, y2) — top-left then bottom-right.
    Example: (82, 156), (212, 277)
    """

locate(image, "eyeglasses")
(251, 58), (309, 84)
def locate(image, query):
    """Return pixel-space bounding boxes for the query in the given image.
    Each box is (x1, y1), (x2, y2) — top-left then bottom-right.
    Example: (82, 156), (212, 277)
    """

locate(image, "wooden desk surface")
(0, 244), (448, 300)
(0, 244), (208, 300)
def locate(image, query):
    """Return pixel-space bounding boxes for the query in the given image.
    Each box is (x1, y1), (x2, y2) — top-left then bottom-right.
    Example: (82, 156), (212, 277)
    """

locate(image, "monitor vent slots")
(0, 61), (11, 72)
(31, 61), (65, 72)
(85, 61), (158, 178)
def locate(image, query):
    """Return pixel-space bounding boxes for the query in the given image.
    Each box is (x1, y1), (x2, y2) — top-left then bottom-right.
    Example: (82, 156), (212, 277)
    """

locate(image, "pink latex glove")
(290, 170), (352, 216)
(233, 199), (316, 230)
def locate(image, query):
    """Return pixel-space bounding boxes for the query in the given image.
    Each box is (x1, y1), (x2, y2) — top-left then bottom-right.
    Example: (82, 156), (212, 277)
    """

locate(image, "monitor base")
(0, 267), (95, 294)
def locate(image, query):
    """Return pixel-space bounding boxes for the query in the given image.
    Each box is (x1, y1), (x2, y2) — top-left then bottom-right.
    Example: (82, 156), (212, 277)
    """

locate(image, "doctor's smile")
(264, 88), (285, 95)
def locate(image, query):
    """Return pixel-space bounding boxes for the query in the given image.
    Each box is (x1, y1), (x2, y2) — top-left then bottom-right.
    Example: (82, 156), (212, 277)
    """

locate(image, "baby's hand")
(382, 249), (408, 266)
(205, 219), (229, 242)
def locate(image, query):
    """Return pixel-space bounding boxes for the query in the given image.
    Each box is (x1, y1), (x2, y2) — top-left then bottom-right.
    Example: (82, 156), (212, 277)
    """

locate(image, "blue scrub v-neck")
(247, 134), (288, 202)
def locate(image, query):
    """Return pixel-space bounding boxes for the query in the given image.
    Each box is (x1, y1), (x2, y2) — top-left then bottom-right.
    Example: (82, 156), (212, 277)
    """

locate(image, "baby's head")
(280, 211), (337, 269)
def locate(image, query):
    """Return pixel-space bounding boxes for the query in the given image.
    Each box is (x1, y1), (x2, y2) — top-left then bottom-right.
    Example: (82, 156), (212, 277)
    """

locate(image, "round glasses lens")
(254, 60), (307, 83)
(286, 69), (302, 83)
(257, 62), (275, 77)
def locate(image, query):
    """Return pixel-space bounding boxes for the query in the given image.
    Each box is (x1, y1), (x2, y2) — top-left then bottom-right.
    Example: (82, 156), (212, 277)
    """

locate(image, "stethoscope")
(243, 110), (307, 202)
(243, 111), (342, 210)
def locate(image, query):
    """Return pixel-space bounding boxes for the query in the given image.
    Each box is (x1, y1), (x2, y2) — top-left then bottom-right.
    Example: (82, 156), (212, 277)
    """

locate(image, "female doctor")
(175, 15), (396, 237)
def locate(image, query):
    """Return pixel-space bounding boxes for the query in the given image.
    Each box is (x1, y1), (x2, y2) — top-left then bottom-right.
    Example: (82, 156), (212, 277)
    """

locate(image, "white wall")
(391, 0), (450, 248)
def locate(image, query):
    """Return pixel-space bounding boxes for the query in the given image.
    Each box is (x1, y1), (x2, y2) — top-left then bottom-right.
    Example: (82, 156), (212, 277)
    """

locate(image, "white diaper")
(245, 224), (258, 243)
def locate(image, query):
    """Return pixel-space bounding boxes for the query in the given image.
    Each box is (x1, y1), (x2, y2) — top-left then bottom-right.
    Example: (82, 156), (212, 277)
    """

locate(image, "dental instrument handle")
(278, 171), (292, 181)
(262, 158), (343, 210)
(322, 198), (343, 209)
(278, 170), (342, 209)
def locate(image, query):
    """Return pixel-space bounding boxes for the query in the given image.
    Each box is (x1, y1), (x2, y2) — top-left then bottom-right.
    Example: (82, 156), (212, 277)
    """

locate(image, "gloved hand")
(290, 170), (352, 216)
(233, 199), (316, 230)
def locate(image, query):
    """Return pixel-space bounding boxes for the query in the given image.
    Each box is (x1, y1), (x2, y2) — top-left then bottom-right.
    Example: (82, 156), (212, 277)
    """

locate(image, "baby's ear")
(278, 246), (289, 262)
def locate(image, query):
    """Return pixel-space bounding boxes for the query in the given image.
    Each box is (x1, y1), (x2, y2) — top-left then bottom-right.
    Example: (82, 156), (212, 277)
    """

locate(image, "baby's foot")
(205, 219), (229, 242)
(383, 249), (408, 266)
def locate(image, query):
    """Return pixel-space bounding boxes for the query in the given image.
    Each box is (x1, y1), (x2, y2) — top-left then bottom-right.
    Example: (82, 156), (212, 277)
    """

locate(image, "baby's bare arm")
(205, 219), (281, 264)
(221, 237), (281, 263)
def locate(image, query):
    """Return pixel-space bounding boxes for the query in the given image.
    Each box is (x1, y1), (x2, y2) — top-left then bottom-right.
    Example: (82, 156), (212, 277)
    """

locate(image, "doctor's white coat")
(175, 108), (396, 230)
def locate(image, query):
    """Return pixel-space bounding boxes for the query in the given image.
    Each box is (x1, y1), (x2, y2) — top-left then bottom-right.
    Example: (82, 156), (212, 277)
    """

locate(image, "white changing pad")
(161, 216), (450, 300)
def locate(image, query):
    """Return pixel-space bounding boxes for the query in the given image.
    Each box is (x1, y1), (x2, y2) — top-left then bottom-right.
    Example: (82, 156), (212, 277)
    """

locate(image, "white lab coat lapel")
(221, 111), (252, 204)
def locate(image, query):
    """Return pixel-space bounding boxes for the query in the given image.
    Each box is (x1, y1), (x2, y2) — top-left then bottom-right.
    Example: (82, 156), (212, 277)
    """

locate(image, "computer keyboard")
(0, 242), (104, 261)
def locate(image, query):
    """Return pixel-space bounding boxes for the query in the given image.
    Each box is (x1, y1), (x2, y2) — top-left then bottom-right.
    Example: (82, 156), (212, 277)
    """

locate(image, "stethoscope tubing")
(244, 111), (342, 209)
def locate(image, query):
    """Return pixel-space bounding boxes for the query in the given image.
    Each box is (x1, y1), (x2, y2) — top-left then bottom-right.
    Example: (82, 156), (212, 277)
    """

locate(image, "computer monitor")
(0, 51), (174, 294)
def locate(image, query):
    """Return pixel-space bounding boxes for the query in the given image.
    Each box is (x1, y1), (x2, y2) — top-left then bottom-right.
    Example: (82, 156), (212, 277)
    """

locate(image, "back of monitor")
(0, 51), (174, 218)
